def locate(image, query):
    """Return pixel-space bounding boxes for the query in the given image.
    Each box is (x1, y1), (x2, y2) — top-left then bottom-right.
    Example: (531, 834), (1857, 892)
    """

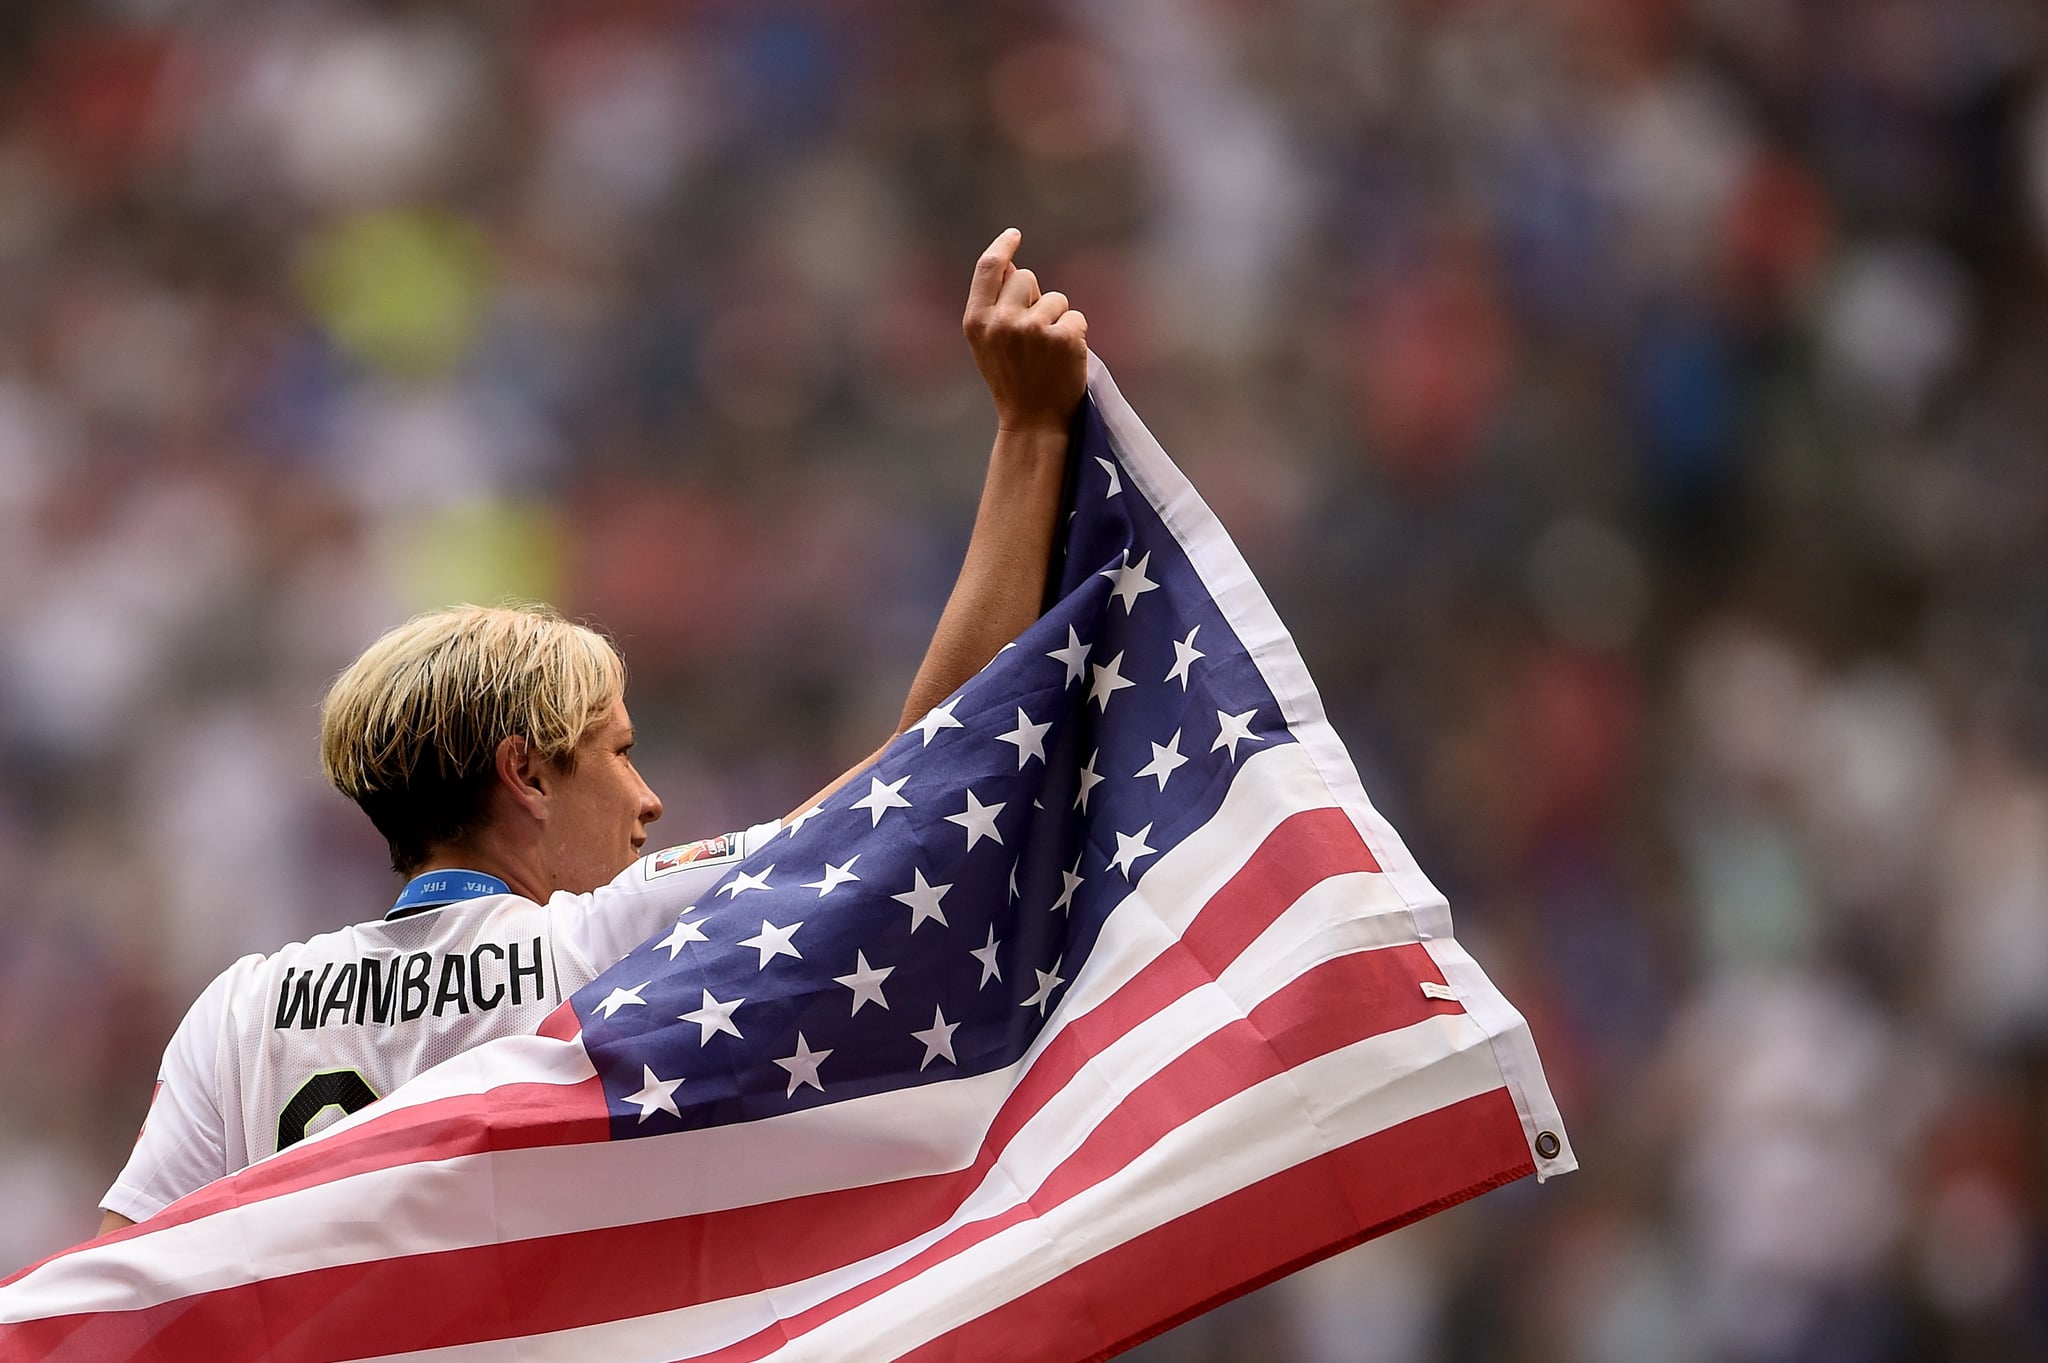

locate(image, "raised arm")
(789, 228), (1087, 819)
(899, 228), (1088, 727)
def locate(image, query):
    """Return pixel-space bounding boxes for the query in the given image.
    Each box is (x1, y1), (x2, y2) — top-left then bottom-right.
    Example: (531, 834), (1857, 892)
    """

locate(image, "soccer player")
(97, 229), (1087, 1234)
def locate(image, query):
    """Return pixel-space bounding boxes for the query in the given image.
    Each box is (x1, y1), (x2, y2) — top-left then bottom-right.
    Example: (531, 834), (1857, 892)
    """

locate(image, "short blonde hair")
(320, 604), (625, 871)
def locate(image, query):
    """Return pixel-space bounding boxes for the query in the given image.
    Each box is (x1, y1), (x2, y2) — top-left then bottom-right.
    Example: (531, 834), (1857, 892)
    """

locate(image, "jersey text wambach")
(272, 938), (548, 1029)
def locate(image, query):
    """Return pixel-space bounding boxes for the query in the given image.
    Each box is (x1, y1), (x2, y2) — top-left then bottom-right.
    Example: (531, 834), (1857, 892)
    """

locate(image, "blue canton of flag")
(576, 398), (1290, 1133)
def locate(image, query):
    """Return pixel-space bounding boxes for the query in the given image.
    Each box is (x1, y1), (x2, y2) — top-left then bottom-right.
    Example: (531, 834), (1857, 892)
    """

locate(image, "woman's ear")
(493, 735), (549, 819)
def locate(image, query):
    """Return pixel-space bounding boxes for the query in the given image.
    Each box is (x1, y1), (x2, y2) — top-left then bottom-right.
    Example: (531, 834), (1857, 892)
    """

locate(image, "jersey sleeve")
(552, 820), (784, 982)
(101, 957), (253, 1223)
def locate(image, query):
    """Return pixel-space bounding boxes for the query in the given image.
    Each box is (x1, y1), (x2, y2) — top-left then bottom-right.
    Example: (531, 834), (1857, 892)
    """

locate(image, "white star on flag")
(592, 983), (649, 1020)
(1052, 856), (1084, 915)
(784, 804), (825, 836)
(652, 918), (707, 960)
(737, 919), (803, 968)
(1109, 824), (1158, 878)
(717, 866), (774, 898)
(891, 868), (951, 932)
(1135, 729), (1190, 792)
(679, 989), (744, 1045)
(911, 1007), (960, 1070)
(945, 789), (1005, 850)
(833, 950), (895, 1015)
(802, 856), (862, 897)
(849, 775), (912, 826)
(1096, 455), (1122, 498)
(1103, 550), (1159, 612)
(995, 708), (1052, 769)
(773, 1033), (831, 1098)
(1088, 652), (1136, 711)
(1166, 626), (1204, 689)
(970, 924), (1002, 987)
(909, 699), (964, 746)
(1047, 626), (1090, 686)
(1213, 708), (1262, 761)
(1075, 748), (1105, 813)
(1022, 956), (1066, 1016)
(623, 1065), (682, 1121)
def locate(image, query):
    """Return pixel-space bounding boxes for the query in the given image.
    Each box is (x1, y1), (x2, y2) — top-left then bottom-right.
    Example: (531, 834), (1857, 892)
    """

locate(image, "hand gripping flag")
(0, 359), (1573, 1362)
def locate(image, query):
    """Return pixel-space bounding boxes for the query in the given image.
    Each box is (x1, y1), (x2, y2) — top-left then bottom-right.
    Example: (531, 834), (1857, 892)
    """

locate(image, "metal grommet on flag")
(1535, 1131), (1561, 1160)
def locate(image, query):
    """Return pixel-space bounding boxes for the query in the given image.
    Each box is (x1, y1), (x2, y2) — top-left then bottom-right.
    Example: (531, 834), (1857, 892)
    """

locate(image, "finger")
(1027, 290), (1070, 321)
(999, 266), (1040, 309)
(967, 229), (1022, 309)
(1051, 309), (1089, 344)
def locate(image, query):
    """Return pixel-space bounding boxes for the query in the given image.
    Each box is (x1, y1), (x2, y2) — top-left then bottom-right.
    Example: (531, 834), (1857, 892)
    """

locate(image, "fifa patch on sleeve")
(644, 832), (746, 880)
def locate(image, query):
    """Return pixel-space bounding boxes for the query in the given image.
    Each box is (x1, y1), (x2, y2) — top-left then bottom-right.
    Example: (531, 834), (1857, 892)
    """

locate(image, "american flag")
(0, 359), (1572, 1362)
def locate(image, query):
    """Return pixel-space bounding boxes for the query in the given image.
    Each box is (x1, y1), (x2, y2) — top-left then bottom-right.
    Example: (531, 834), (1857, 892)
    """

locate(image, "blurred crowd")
(2, 0), (2046, 1358)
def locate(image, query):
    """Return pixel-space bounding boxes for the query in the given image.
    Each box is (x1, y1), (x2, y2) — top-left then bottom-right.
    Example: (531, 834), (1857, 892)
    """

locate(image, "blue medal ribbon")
(387, 869), (513, 920)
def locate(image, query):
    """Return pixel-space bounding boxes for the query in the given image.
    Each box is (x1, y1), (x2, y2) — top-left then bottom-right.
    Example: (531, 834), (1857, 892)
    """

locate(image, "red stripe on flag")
(538, 1001), (581, 1041)
(0, 1071), (614, 1308)
(133, 1074), (609, 1238)
(980, 805), (1375, 1161)
(895, 1088), (1534, 1363)
(0, 942), (1462, 1363)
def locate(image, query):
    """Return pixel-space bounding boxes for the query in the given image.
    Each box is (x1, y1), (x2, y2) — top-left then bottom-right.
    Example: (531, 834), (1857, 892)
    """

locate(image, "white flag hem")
(1084, 356), (1576, 1180)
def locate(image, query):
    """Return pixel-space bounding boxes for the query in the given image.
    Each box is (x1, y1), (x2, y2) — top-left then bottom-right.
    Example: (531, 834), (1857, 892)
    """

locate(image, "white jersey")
(102, 822), (781, 1224)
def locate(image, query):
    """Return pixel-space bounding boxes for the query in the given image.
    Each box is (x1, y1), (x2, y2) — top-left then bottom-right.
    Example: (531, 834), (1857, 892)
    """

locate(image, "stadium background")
(1, 1), (2045, 1359)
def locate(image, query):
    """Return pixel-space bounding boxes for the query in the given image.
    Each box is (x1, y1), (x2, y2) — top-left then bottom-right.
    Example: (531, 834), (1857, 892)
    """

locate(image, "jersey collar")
(388, 869), (512, 921)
